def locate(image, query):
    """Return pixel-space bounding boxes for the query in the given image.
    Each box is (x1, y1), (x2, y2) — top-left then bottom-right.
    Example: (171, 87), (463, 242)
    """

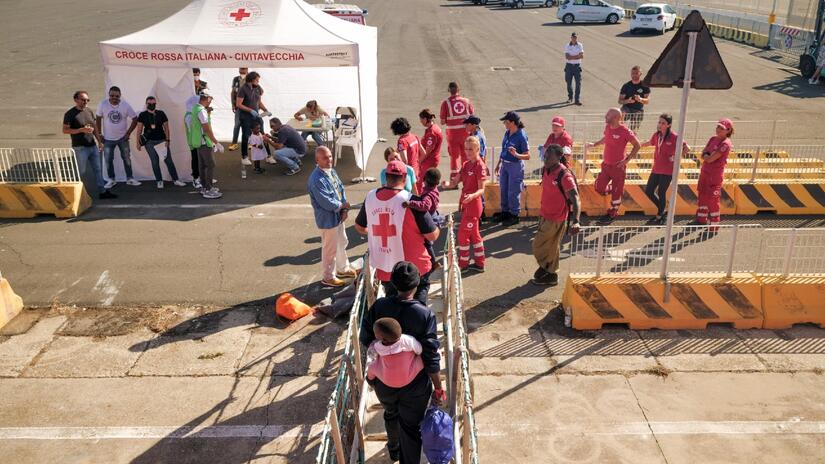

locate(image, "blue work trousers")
(499, 160), (524, 216)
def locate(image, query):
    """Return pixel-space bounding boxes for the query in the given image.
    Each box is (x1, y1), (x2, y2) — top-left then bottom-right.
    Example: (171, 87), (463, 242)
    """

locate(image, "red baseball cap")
(386, 160), (407, 176)
(551, 116), (566, 127)
(716, 118), (733, 131)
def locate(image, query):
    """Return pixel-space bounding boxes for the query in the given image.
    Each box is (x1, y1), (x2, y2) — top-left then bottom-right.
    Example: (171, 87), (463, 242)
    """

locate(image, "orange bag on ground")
(275, 293), (312, 321)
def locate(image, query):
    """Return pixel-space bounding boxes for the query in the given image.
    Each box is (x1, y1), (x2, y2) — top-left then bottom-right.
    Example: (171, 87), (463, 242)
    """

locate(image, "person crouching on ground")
(532, 144), (581, 286)
(443, 136), (488, 275)
(691, 118), (733, 226)
(359, 262), (445, 464)
(366, 318), (424, 389)
(405, 167), (442, 269)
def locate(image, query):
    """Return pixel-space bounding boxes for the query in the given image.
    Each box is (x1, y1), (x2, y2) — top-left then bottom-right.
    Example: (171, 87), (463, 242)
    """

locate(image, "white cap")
(198, 89), (213, 98)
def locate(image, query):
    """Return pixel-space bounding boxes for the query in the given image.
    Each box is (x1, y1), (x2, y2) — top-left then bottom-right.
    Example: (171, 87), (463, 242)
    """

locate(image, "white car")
(629, 3), (677, 34)
(557, 0), (625, 24)
(504, 0), (557, 7)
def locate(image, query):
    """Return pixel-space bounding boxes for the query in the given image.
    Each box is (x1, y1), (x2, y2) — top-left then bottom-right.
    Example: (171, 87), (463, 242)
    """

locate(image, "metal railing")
(316, 216), (479, 463)
(0, 148), (81, 184)
(565, 225), (825, 278)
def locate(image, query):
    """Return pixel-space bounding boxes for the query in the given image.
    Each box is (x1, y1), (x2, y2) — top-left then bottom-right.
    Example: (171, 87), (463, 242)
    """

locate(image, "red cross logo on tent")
(372, 213), (397, 248)
(229, 8), (252, 21)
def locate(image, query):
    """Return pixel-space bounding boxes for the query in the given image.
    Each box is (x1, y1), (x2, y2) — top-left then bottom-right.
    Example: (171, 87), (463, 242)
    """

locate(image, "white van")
(312, 3), (367, 25)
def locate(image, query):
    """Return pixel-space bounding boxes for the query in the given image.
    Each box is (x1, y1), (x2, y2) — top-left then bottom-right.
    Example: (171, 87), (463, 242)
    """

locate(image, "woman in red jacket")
(418, 109), (443, 192)
(640, 113), (689, 224)
(692, 118), (733, 226)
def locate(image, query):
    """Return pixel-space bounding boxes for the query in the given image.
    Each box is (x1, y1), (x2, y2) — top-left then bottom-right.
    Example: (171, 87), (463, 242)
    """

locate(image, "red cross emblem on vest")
(453, 100), (466, 114)
(372, 212), (397, 248)
(229, 8), (252, 21)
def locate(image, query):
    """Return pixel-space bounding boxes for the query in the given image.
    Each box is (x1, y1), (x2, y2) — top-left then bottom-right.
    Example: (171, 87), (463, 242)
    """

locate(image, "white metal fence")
(0, 148), (81, 184)
(564, 225), (825, 278)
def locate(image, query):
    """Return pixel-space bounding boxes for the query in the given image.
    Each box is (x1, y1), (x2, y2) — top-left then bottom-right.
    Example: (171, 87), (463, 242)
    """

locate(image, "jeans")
(499, 160), (524, 216)
(232, 109), (241, 144)
(645, 173), (671, 216)
(103, 138), (133, 179)
(274, 147), (302, 171)
(197, 145), (215, 190)
(239, 111), (265, 159)
(144, 140), (179, 182)
(73, 145), (106, 191)
(382, 270), (432, 306)
(301, 130), (324, 147)
(372, 369), (432, 464)
(564, 63), (582, 102)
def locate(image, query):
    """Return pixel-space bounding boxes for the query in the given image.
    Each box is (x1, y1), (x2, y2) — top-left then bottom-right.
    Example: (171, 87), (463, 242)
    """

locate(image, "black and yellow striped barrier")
(761, 276), (825, 329)
(0, 183), (92, 218)
(735, 183), (825, 215)
(562, 275), (764, 330)
(614, 183), (736, 216)
(0, 277), (23, 330)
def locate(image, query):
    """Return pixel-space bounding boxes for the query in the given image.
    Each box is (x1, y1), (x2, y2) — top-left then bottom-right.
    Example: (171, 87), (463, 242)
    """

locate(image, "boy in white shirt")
(249, 123), (268, 174)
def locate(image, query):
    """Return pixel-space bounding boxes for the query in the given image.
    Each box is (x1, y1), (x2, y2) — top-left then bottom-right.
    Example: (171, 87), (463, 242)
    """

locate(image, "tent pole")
(352, 61), (375, 184)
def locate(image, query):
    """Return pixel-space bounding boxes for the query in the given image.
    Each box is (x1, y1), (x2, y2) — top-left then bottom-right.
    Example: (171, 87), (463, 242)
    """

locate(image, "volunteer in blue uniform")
(493, 111), (530, 226)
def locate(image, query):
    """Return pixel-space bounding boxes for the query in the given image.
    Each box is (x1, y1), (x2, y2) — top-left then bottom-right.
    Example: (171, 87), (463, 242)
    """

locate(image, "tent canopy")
(98, 0), (377, 179)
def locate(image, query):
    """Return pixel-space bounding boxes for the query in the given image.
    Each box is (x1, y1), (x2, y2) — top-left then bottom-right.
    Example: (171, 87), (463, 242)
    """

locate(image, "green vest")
(185, 103), (214, 149)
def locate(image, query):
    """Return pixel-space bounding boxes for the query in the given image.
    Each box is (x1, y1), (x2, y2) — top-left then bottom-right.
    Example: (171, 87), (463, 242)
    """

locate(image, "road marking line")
(0, 424), (324, 440)
(478, 420), (825, 437)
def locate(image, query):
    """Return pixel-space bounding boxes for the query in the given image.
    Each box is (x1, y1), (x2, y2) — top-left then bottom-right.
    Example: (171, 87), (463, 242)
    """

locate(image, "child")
(442, 136), (487, 274)
(248, 123), (267, 173)
(379, 147), (417, 194)
(405, 167), (442, 268)
(366, 317), (424, 388)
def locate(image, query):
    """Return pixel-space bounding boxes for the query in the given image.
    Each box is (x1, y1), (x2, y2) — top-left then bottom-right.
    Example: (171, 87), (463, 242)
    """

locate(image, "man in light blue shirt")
(307, 146), (356, 287)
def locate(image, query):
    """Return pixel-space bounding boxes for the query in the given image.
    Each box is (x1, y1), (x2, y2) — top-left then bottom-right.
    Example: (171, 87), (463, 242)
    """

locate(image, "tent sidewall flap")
(97, 0), (377, 182)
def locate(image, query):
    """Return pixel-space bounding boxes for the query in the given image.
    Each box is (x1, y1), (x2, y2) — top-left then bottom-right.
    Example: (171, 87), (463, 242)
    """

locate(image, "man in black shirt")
(136, 96), (186, 188)
(235, 71), (271, 165)
(228, 67), (248, 151)
(618, 65), (651, 132)
(62, 90), (116, 199)
(359, 262), (445, 464)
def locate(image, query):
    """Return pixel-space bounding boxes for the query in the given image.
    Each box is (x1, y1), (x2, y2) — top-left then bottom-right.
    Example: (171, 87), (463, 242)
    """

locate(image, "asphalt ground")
(2, 1), (825, 463)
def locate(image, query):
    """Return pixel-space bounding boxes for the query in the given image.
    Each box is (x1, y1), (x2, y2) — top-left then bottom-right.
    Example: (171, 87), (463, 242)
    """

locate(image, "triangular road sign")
(643, 10), (732, 89)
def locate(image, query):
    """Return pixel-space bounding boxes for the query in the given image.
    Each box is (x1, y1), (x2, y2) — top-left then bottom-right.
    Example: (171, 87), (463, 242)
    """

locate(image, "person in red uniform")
(439, 82), (475, 177)
(587, 108), (640, 224)
(640, 113), (690, 224)
(542, 116), (574, 165)
(418, 109), (443, 192)
(391, 117), (422, 180)
(442, 136), (487, 275)
(691, 118), (734, 226)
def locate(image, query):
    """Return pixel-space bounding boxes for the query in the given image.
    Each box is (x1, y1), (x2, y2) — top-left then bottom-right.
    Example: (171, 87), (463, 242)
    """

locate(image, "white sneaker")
(193, 178), (202, 189)
(126, 178), (141, 186)
(265, 156), (277, 165)
(202, 189), (223, 199)
(212, 179), (218, 184)
(286, 166), (302, 176)
(173, 180), (186, 187)
(810, 78), (819, 85)
(241, 157), (253, 166)
(209, 187), (220, 193)
(104, 179), (116, 189)
(156, 181), (164, 189)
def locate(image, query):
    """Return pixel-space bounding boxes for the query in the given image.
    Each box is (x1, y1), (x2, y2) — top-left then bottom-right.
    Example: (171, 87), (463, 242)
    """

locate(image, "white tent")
(99, 0), (377, 181)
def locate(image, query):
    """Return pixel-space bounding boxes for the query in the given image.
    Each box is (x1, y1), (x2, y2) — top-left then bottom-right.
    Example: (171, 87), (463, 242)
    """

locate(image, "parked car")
(629, 3), (677, 34)
(471, 0), (504, 4)
(505, 0), (557, 7)
(557, 0), (625, 24)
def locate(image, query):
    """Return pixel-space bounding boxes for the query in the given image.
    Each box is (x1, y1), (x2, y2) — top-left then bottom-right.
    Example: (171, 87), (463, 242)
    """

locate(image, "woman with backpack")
(532, 144), (581, 286)
(640, 113), (690, 225)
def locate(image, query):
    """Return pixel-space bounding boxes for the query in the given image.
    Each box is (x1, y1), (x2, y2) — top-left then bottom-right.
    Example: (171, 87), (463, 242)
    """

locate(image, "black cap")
(571, 32), (577, 37)
(463, 115), (481, 125)
(390, 261), (420, 292)
(499, 111), (521, 123)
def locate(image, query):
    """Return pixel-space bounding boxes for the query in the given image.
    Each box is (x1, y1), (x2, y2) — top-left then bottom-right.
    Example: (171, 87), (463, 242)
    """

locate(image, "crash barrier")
(483, 144), (825, 216)
(0, 148), (91, 218)
(316, 217), (480, 463)
(560, 225), (825, 329)
(767, 25), (813, 65)
(0, 272), (24, 331)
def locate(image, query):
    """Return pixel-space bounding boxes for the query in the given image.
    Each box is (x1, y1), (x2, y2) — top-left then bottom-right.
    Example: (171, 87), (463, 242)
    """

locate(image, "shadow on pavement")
(753, 73), (825, 99)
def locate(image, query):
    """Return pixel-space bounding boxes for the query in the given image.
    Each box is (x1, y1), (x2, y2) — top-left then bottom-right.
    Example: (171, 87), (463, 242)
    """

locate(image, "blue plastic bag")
(420, 406), (454, 464)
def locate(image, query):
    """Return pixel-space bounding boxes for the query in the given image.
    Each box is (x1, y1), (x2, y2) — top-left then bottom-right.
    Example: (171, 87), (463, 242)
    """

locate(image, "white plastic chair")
(333, 107), (360, 167)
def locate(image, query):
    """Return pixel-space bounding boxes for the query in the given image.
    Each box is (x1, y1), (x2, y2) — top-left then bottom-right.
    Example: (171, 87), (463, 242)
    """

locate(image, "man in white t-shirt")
(564, 32), (584, 106)
(96, 86), (140, 187)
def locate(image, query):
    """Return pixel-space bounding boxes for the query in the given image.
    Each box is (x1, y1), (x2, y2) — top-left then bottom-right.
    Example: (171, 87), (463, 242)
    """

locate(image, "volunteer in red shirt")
(692, 119), (733, 226)
(532, 144), (581, 286)
(391, 117), (422, 180)
(442, 136), (488, 275)
(418, 108), (443, 192)
(542, 116), (574, 165)
(587, 107), (641, 223)
(356, 160), (440, 304)
(640, 114), (690, 224)
(439, 82), (475, 176)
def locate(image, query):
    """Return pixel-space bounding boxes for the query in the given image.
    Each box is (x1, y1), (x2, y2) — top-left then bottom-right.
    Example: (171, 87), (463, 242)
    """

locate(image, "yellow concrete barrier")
(735, 183), (825, 215)
(0, 183), (92, 218)
(760, 276), (825, 329)
(562, 275), (764, 330)
(614, 183), (736, 216)
(0, 278), (23, 330)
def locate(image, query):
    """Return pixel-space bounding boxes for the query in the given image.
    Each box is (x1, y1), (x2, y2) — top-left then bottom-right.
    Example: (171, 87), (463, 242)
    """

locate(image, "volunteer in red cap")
(542, 116), (573, 166)
(417, 109), (443, 193)
(692, 118), (733, 226)
(587, 108), (640, 223)
(356, 160), (440, 304)
(442, 136), (488, 275)
(440, 82), (475, 177)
